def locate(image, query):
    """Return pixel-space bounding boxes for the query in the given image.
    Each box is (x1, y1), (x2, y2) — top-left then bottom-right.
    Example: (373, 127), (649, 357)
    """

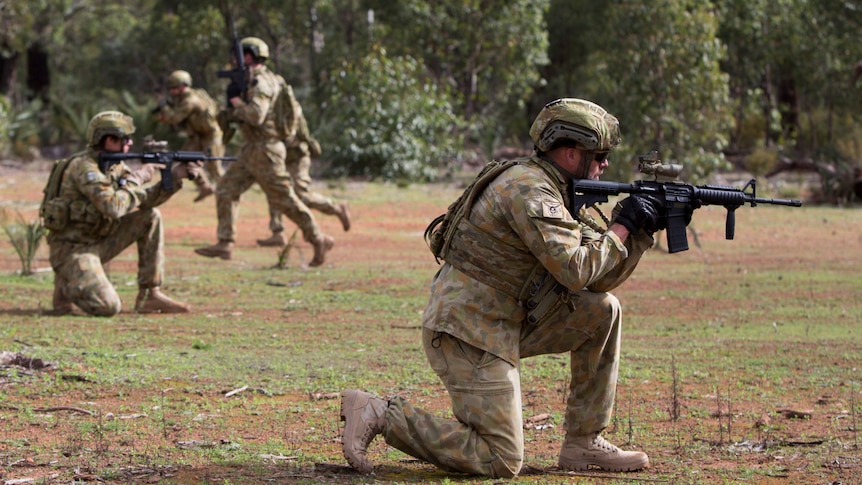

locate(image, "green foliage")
(4, 100), (44, 159)
(593, 0), (732, 183)
(0, 210), (46, 276)
(319, 48), (466, 181)
(744, 147), (777, 178)
(367, 0), (551, 156)
(2, 0), (862, 201)
(0, 95), (9, 155)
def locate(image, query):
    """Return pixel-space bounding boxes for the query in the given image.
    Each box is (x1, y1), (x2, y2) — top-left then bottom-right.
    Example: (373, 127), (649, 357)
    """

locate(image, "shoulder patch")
(542, 200), (564, 219)
(84, 170), (104, 183)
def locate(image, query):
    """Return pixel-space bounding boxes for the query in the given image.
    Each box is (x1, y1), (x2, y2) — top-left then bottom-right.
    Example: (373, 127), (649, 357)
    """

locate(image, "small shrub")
(744, 147), (778, 178)
(1, 210), (46, 276)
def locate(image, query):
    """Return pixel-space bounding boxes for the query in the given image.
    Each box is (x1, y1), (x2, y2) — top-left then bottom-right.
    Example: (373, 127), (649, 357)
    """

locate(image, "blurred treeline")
(1, 0), (862, 200)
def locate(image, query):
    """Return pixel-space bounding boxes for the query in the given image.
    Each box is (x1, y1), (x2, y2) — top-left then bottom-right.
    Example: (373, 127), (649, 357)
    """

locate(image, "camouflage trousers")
(268, 144), (340, 234)
(383, 290), (622, 478)
(49, 208), (165, 316)
(215, 140), (321, 244)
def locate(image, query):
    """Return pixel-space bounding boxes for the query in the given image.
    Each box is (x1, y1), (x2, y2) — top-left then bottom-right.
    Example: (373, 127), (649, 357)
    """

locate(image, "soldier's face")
(567, 148), (608, 180)
(104, 136), (132, 153)
(588, 151), (610, 180)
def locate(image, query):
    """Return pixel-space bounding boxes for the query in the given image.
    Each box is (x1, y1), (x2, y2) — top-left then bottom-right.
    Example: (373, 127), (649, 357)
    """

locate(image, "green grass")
(1, 178), (861, 483)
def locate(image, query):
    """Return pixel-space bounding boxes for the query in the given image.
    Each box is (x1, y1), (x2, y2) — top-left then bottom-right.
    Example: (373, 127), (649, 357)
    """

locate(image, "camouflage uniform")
(379, 155), (654, 477)
(264, 88), (348, 238)
(157, 86), (225, 190)
(214, 64), (323, 246)
(46, 149), (179, 316)
(267, 133), (344, 235)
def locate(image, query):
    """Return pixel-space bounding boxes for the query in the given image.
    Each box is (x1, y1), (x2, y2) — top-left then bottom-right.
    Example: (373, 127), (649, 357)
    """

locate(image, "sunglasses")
(594, 151), (610, 162)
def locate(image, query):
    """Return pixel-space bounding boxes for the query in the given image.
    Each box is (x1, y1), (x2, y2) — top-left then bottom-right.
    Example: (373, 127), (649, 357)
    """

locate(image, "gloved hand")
(639, 194), (668, 232)
(150, 100), (166, 115)
(171, 160), (204, 182)
(226, 82), (242, 104)
(124, 164), (159, 187)
(615, 194), (661, 235)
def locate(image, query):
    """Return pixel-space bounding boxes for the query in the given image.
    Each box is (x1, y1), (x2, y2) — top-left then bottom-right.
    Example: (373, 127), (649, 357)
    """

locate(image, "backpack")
(40, 156), (76, 231)
(297, 111), (322, 158)
(194, 87), (220, 121)
(423, 159), (521, 263)
(273, 75), (322, 158)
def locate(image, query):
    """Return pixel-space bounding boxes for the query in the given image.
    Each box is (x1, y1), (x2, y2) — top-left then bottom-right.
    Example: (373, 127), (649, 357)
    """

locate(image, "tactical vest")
(424, 157), (579, 325)
(40, 154), (116, 238)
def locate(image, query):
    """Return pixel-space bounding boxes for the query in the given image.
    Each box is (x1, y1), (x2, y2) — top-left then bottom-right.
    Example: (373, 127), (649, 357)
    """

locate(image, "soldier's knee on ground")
(77, 297), (122, 317)
(490, 456), (522, 479)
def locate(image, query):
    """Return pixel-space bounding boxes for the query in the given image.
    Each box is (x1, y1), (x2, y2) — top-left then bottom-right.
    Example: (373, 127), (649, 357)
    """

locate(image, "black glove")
(639, 194), (669, 232)
(150, 100), (166, 115)
(226, 82), (242, 102)
(615, 194), (661, 235)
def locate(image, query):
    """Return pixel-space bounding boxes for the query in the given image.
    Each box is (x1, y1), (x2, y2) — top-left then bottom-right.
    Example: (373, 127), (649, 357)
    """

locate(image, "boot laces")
(592, 435), (620, 453)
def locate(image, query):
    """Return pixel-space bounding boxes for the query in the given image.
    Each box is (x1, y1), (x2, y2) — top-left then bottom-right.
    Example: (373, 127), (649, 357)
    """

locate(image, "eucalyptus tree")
(362, 0), (551, 155)
(591, 0), (732, 182)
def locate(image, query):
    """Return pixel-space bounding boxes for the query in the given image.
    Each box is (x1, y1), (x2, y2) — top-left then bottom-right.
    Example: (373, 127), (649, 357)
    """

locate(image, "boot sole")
(559, 459), (649, 472)
(194, 249), (231, 260)
(256, 241), (286, 247)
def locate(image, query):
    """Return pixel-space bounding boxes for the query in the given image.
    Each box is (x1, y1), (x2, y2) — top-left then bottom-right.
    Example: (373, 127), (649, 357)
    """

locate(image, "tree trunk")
(0, 48), (20, 98)
(27, 42), (51, 103)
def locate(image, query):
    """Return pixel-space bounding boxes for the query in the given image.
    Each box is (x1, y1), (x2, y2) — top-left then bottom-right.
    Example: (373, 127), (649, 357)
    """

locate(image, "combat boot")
(194, 240), (233, 260)
(340, 389), (389, 474)
(135, 287), (190, 314)
(558, 433), (649, 472)
(193, 185), (214, 203)
(256, 232), (286, 247)
(336, 202), (352, 231)
(309, 235), (334, 267)
(49, 280), (73, 316)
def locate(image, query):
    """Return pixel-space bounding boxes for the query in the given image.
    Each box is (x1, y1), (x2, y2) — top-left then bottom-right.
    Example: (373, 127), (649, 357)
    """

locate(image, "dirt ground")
(1, 160), (861, 484)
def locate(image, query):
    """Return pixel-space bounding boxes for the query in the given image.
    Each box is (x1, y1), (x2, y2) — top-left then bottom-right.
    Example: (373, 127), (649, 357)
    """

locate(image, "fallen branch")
(1, 405), (94, 416)
(224, 385), (248, 398)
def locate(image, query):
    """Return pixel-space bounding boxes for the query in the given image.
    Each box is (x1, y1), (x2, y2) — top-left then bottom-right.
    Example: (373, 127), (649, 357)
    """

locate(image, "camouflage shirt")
(229, 65), (280, 144)
(159, 88), (222, 143)
(46, 149), (175, 244)
(422, 155), (654, 365)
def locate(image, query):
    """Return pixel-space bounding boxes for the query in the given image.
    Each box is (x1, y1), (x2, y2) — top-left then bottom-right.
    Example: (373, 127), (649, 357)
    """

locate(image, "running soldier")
(195, 37), (334, 265)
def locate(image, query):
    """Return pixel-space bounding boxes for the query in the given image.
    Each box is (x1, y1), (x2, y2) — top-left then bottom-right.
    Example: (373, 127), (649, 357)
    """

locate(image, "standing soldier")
(195, 37), (334, 265)
(41, 111), (198, 316)
(257, 100), (351, 248)
(153, 70), (224, 202)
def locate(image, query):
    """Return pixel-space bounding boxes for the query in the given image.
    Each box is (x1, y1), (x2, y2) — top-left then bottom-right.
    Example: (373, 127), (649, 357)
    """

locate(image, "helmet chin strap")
(580, 149), (596, 179)
(537, 148), (595, 181)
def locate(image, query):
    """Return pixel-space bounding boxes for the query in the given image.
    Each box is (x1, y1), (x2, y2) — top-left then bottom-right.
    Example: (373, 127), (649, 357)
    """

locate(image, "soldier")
(340, 99), (675, 477)
(153, 70), (224, 202)
(41, 110), (199, 316)
(257, 106), (351, 248)
(195, 37), (334, 265)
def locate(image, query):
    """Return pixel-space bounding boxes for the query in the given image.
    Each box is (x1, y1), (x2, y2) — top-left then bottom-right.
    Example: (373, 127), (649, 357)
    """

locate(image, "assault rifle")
(216, 16), (247, 105)
(99, 151), (236, 191)
(572, 150), (803, 253)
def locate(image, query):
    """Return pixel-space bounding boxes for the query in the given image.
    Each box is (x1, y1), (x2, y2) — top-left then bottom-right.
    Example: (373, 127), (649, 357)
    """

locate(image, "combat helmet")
(529, 98), (621, 153)
(241, 37), (269, 60)
(85, 111), (135, 147)
(167, 70), (192, 89)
